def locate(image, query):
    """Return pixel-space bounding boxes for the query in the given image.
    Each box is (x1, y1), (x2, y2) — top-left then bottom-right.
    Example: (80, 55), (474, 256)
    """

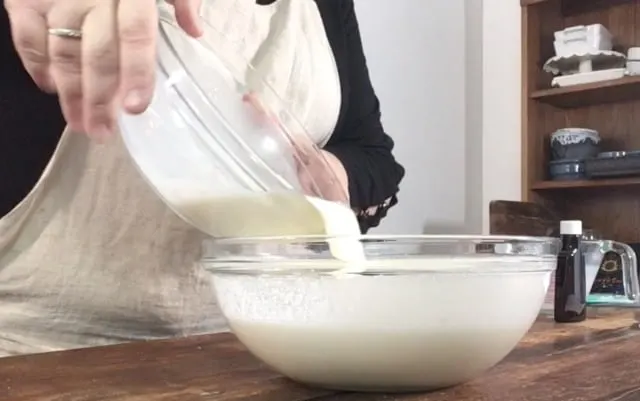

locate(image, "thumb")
(172, 0), (203, 37)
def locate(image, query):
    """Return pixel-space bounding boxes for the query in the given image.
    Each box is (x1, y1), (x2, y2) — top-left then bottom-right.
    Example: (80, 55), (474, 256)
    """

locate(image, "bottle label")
(590, 251), (624, 296)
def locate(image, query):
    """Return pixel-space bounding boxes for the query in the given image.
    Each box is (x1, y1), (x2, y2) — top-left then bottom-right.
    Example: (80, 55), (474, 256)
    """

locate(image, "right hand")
(242, 93), (350, 204)
(5, 0), (203, 140)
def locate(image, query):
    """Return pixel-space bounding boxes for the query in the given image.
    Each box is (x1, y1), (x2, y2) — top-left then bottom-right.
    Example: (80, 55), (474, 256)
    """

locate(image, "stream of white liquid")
(176, 192), (366, 267)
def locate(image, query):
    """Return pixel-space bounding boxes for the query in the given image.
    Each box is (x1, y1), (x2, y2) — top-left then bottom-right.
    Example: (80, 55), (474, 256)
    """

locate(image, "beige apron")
(0, 0), (341, 357)
(0, 130), (226, 356)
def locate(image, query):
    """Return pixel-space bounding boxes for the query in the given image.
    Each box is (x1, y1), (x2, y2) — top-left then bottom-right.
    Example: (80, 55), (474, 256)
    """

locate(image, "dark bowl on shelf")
(585, 150), (640, 178)
(549, 159), (585, 181)
(550, 128), (601, 161)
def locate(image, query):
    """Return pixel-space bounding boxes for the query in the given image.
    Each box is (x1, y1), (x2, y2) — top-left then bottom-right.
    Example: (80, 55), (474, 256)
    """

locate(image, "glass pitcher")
(583, 240), (639, 306)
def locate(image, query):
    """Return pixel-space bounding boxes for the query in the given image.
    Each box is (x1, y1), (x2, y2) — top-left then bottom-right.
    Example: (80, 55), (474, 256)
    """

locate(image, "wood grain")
(531, 177), (640, 189)
(530, 76), (640, 108)
(489, 200), (559, 236)
(521, 0), (635, 15)
(1, 311), (640, 400)
(521, 0), (551, 6)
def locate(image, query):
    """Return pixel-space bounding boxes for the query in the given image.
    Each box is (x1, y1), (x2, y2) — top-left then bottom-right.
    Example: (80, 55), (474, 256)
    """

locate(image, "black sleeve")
(0, 8), (65, 218)
(323, 0), (405, 232)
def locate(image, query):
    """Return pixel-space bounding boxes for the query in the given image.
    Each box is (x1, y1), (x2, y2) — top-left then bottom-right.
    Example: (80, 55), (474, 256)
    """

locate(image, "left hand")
(243, 93), (349, 204)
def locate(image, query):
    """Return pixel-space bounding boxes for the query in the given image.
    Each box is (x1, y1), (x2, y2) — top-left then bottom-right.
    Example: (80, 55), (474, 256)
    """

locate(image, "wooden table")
(2, 310), (640, 401)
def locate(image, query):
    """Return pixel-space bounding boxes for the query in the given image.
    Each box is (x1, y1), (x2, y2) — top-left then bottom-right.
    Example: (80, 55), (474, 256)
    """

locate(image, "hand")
(242, 93), (350, 204)
(295, 148), (349, 205)
(5, 0), (203, 141)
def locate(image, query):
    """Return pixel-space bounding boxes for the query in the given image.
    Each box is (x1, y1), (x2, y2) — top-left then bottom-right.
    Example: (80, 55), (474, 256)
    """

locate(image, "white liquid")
(230, 320), (527, 392)
(213, 266), (552, 391)
(176, 192), (365, 263)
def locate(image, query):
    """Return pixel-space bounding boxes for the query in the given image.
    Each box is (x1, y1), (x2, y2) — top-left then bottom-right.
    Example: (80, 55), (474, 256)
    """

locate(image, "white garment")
(0, 0), (341, 356)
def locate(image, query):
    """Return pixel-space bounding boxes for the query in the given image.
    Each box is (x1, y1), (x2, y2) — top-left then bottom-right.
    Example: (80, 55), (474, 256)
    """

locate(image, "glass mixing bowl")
(202, 235), (560, 392)
(118, 3), (345, 236)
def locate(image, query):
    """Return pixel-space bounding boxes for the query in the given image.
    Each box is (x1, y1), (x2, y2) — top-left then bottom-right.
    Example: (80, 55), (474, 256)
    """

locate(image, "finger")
(47, 1), (92, 131)
(82, 1), (119, 140)
(297, 168), (319, 197)
(295, 157), (330, 199)
(244, 92), (316, 168)
(6, 6), (55, 92)
(117, 0), (157, 114)
(316, 150), (350, 203)
(290, 140), (312, 165)
(246, 92), (316, 158)
(242, 93), (277, 126)
(296, 155), (348, 203)
(172, 0), (203, 37)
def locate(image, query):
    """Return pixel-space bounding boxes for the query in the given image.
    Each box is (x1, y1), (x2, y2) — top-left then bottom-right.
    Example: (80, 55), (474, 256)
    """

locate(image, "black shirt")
(0, 0), (404, 232)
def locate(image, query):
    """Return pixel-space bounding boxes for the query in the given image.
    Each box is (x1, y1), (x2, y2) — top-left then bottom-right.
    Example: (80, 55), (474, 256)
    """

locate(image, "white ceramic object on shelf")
(551, 67), (626, 87)
(553, 24), (613, 57)
(626, 47), (640, 75)
(551, 128), (600, 145)
(543, 50), (626, 76)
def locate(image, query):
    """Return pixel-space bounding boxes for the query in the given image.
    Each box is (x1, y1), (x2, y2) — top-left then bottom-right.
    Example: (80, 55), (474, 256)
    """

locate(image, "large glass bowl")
(118, 3), (345, 236)
(201, 235), (560, 393)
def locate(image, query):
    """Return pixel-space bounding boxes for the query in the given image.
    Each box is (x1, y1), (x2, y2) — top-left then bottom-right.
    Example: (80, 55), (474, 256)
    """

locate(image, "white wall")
(481, 0), (522, 231)
(354, 0), (522, 234)
(465, 0), (484, 235)
(355, 0), (468, 234)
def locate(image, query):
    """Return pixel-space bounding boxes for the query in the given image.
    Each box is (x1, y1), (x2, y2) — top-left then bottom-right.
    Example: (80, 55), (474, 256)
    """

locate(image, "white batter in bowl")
(202, 235), (559, 392)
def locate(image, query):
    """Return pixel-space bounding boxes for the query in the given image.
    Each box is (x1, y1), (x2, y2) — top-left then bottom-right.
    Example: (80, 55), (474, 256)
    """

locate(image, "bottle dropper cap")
(560, 220), (582, 235)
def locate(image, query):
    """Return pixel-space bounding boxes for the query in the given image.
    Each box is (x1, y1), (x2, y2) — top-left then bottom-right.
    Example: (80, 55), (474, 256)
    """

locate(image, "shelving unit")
(530, 76), (640, 108)
(521, 0), (549, 5)
(521, 0), (634, 12)
(531, 177), (640, 190)
(522, 0), (640, 243)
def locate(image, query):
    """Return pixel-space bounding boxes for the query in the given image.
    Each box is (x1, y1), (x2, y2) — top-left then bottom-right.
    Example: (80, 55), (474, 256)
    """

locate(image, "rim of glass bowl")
(120, 4), (348, 208)
(201, 235), (560, 275)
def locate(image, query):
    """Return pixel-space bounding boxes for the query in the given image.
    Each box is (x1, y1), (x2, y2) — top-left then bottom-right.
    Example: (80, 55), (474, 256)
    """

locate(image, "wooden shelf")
(521, 0), (550, 5)
(531, 177), (640, 190)
(530, 76), (640, 108)
(521, 0), (633, 12)
(518, 0), (640, 242)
